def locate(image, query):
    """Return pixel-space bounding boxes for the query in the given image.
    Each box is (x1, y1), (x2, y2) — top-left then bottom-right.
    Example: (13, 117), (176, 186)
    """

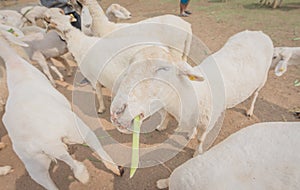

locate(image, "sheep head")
(110, 46), (204, 131)
(43, 8), (76, 38)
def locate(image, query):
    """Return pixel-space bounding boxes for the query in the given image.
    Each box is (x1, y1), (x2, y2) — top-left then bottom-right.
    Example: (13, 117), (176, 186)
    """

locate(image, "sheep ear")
(1, 31), (28, 47)
(176, 61), (205, 81)
(274, 60), (287, 77)
(113, 10), (126, 19)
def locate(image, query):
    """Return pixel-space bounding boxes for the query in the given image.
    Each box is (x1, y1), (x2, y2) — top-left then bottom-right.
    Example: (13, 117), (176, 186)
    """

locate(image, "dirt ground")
(0, 0), (299, 189)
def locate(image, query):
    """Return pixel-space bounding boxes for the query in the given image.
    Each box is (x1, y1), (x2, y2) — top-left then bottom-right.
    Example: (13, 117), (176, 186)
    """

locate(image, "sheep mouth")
(112, 113), (144, 134)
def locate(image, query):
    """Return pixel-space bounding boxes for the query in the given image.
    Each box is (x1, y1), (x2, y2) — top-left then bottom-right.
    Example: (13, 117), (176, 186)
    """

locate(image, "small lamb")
(157, 122), (300, 189)
(0, 32), (122, 190)
(272, 47), (300, 76)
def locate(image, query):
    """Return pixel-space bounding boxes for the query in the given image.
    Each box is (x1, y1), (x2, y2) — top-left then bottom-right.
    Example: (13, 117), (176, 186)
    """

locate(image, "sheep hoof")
(73, 161), (89, 184)
(155, 125), (164, 132)
(118, 166), (124, 176)
(246, 110), (253, 117)
(97, 108), (106, 114)
(60, 78), (65, 82)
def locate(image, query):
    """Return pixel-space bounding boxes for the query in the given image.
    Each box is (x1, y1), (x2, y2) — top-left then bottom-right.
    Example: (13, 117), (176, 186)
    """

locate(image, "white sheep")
(0, 9), (73, 85)
(156, 122), (300, 189)
(110, 30), (274, 154)
(272, 47), (300, 76)
(0, 10), (25, 28)
(0, 32), (122, 190)
(20, 6), (49, 27)
(81, 3), (131, 36)
(45, 7), (192, 117)
(0, 58), (8, 112)
(21, 30), (73, 86)
(105, 4), (131, 22)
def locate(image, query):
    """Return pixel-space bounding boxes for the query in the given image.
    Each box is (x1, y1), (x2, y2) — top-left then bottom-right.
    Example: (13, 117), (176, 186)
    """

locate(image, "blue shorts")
(181, 0), (189, 4)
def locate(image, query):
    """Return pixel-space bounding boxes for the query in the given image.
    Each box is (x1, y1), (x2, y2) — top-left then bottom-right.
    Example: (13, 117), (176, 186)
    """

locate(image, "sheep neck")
(63, 27), (98, 65)
(0, 36), (16, 62)
(0, 36), (44, 90)
(84, 0), (116, 37)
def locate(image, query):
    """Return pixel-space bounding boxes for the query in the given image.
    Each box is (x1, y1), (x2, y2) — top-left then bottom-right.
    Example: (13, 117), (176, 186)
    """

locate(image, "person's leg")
(180, 0), (189, 16)
(184, 0), (192, 15)
(180, 0), (191, 16)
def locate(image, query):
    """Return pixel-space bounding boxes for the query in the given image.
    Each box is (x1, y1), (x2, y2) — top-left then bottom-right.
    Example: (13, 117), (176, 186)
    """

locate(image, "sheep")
(0, 32), (122, 190)
(21, 30), (73, 86)
(44, 7), (192, 117)
(105, 4), (132, 23)
(272, 47), (300, 76)
(0, 58), (8, 112)
(75, 0), (192, 116)
(0, 21), (72, 86)
(81, 3), (131, 36)
(0, 9), (73, 85)
(156, 122), (300, 189)
(20, 6), (49, 27)
(259, 0), (283, 8)
(110, 30), (274, 154)
(0, 10), (25, 28)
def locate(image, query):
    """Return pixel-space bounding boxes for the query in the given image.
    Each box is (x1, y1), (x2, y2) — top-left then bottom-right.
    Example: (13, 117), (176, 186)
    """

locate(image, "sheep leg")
(156, 110), (170, 131)
(96, 82), (106, 114)
(72, 116), (122, 176)
(246, 87), (262, 117)
(48, 60), (64, 82)
(273, 0), (279, 8)
(46, 145), (89, 184)
(53, 56), (72, 77)
(193, 130), (208, 157)
(21, 154), (58, 190)
(31, 51), (56, 87)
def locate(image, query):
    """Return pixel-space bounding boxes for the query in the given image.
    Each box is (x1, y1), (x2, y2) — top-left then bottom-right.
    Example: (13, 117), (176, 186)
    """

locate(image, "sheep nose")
(111, 104), (127, 120)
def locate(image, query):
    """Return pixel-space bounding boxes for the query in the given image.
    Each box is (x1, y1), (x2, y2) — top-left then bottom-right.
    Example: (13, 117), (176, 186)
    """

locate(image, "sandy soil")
(0, 0), (299, 189)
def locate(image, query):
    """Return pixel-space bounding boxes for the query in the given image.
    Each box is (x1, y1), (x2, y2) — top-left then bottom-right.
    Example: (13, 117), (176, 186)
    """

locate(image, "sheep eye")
(155, 67), (170, 73)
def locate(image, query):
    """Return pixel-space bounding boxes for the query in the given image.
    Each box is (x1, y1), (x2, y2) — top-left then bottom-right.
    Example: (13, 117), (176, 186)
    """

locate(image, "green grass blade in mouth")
(130, 116), (141, 178)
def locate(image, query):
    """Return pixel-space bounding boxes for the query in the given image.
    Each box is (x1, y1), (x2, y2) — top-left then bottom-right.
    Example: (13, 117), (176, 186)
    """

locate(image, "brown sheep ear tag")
(188, 74), (197, 81)
(69, 14), (77, 22)
(188, 74), (204, 81)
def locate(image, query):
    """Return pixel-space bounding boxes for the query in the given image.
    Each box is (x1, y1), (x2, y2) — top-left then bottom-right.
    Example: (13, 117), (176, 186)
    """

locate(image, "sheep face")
(273, 48), (287, 76)
(44, 8), (76, 37)
(110, 46), (203, 132)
